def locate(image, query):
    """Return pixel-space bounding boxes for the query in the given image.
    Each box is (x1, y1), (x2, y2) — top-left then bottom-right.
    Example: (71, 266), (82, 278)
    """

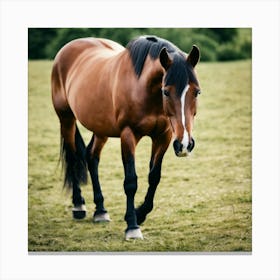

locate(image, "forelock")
(164, 54), (189, 96)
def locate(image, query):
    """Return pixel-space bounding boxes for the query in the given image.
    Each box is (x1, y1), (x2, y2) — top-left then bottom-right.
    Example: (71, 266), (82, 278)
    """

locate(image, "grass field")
(28, 59), (251, 252)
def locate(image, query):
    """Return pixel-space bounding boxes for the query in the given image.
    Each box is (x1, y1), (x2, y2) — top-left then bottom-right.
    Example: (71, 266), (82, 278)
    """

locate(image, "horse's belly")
(80, 117), (121, 137)
(71, 100), (120, 137)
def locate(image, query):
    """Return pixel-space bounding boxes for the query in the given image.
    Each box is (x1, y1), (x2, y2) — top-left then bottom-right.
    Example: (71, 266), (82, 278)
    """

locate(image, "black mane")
(126, 35), (191, 96)
(126, 35), (182, 77)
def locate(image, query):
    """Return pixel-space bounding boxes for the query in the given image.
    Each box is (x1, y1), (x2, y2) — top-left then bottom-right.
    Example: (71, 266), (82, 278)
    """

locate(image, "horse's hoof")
(125, 228), (143, 240)
(93, 212), (111, 223)
(72, 204), (86, 219)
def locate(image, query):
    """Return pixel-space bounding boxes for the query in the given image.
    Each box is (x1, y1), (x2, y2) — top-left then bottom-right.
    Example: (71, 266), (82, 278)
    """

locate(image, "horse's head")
(160, 45), (201, 157)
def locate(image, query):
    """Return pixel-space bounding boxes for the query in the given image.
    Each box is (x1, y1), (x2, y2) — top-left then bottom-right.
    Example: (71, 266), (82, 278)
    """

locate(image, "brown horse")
(51, 35), (201, 240)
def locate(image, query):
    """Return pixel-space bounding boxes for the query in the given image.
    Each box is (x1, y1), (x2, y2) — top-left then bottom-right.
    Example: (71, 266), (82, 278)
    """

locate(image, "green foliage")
(207, 28), (238, 43)
(28, 28), (57, 59)
(28, 60), (252, 252)
(217, 29), (252, 61)
(28, 28), (251, 61)
(217, 44), (242, 61)
(189, 33), (219, 61)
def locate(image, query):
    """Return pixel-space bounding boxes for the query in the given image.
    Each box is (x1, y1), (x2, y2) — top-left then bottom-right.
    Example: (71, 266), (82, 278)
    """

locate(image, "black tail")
(60, 125), (88, 189)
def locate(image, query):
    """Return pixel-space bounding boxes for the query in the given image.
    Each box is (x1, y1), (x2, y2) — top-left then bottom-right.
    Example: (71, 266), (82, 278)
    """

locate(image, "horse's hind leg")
(86, 135), (111, 222)
(59, 112), (88, 219)
(52, 63), (87, 219)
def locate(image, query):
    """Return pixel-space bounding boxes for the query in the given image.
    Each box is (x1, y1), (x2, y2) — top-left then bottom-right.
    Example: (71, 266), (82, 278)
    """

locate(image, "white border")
(1, 0), (280, 279)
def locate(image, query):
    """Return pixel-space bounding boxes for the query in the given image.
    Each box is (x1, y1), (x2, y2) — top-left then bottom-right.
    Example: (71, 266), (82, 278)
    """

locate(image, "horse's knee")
(122, 152), (138, 196)
(124, 175), (138, 196)
(148, 164), (161, 187)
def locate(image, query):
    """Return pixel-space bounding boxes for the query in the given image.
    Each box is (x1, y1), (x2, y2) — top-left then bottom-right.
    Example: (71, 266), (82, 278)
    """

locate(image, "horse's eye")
(194, 90), (201, 97)
(162, 89), (170, 97)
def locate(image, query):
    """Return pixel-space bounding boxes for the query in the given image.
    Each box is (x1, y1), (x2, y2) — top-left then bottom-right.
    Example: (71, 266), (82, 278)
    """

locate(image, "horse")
(51, 35), (201, 240)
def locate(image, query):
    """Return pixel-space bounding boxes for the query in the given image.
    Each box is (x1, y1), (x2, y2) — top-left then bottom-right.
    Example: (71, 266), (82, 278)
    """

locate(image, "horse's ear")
(159, 47), (172, 70)
(187, 45), (200, 68)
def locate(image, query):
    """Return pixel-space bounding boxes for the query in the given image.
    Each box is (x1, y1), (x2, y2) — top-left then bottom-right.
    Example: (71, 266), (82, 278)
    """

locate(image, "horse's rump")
(51, 38), (126, 137)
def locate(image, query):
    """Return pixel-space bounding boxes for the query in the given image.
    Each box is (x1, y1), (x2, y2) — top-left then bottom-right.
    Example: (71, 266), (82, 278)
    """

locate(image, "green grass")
(28, 59), (252, 252)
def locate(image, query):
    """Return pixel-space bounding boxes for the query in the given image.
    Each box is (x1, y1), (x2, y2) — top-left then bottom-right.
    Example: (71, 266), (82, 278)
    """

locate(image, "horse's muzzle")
(173, 137), (195, 157)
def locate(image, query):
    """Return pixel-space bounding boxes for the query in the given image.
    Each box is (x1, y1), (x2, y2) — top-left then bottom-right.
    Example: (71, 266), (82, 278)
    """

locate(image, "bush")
(208, 28), (238, 43)
(28, 28), (57, 59)
(217, 36), (252, 61)
(217, 44), (241, 61)
(28, 28), (251, 61)
(189, 33), (219, 61)
(240, 39), (252, 59)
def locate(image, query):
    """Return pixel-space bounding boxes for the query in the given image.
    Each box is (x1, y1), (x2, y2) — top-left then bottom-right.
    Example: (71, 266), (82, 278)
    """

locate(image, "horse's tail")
(60, 124), (88, 189)
(52, 59), (87, 190)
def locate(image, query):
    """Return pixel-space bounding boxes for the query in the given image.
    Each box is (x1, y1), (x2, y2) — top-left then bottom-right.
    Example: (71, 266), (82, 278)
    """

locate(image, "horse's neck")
(141, 57), (164, 95)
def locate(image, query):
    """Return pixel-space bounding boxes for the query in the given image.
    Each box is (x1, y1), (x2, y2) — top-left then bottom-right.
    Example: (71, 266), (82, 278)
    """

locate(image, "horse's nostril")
(173, 139), (183, 155)
(187, 137), (195, 152)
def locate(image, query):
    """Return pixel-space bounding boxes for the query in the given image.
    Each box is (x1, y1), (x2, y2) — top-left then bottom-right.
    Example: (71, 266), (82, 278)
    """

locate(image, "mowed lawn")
(28, 59), (251, 252)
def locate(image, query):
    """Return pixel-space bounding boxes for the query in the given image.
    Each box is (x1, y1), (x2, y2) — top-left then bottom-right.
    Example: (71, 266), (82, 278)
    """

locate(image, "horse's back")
(52, 37), (124, 86)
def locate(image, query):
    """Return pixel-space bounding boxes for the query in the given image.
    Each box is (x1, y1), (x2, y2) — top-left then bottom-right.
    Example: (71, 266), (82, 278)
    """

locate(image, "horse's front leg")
(136, 130), (172, 225)
(120, 127), (143, 240)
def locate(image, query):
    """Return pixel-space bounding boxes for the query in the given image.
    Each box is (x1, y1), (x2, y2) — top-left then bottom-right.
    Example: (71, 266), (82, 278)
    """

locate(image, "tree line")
(28, 28), (251, 61)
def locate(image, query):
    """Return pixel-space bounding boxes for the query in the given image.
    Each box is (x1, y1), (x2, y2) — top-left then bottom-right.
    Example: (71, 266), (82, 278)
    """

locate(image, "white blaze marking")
(180, 84), (190, 149)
